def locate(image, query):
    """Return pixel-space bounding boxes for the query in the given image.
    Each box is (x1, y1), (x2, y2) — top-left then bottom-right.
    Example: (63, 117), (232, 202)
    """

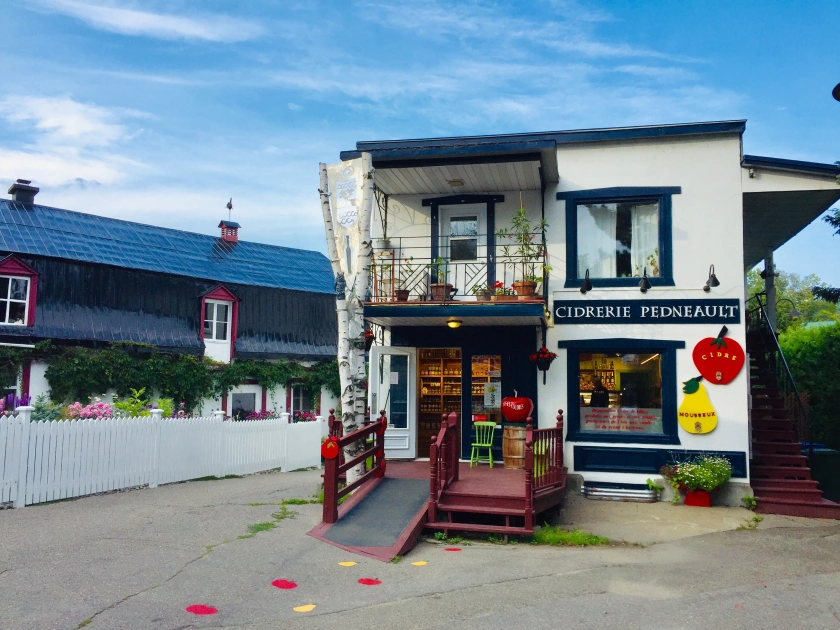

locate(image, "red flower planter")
(684, 489), (712, 507)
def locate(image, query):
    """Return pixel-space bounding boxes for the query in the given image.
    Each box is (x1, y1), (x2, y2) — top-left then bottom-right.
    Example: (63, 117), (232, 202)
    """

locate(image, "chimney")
(8, 179), (39, 204)
(218, 220), (240, 243)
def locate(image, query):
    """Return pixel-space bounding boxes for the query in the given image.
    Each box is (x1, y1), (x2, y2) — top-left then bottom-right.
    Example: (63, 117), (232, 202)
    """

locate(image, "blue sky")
(1, 1), (838, 284)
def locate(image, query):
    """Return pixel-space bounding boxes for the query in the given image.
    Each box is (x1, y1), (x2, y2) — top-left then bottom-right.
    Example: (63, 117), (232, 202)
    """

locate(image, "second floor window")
(577, 200), (660, 279)
(448, 215), (478, 261)
(204, 300), (230, 341)
(0, 276), (29, 325)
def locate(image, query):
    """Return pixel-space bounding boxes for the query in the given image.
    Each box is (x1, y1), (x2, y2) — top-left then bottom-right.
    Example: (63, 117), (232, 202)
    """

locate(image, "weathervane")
(226, 198), (233, 222)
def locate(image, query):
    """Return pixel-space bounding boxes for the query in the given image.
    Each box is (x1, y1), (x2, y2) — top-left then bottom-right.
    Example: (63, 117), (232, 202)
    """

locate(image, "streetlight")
(776, 298), (802, 318)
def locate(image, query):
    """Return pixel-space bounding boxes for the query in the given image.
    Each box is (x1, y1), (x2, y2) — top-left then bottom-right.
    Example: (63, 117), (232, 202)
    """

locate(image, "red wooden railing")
(322, 409), (387, 524)
(428, 412), (459, 523)
(530, 410), (565, 491)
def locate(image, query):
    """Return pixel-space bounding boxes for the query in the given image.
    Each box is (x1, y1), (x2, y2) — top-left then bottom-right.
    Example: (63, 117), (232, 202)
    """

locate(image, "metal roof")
(0, 200), (334, 294)
(742, 155), (840, 178)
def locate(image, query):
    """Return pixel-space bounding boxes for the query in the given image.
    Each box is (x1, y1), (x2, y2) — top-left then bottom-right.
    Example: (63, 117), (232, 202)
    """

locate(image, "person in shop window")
(589, 375), (610, 408)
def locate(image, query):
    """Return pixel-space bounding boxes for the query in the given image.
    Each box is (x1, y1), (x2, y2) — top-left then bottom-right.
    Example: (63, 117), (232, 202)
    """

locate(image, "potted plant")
(660, 455), (732, 507)
(496, 204), (549, 298)
(394, 257), (415, 302)
(491, 280), (517, 301)
(428, 257), (455, 301)
(471, 283), (492, 301)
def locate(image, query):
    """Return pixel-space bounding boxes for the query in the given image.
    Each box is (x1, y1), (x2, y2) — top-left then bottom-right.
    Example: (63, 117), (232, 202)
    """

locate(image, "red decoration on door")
(321, 436), (339, 460)
(692, 326), (745, 385)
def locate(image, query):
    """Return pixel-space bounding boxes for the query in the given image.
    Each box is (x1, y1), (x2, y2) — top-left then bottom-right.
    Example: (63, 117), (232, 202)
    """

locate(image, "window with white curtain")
(576, 200), (659, 279)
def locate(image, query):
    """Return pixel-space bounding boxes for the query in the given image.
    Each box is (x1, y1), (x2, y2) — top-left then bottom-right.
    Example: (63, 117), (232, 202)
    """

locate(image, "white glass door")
(370, 346), (417, 459)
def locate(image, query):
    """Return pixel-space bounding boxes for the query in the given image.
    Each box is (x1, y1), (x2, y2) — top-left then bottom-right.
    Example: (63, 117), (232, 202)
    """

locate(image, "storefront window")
(471, 355), (502, 425)
(579, 352), (662, 435)
(560, 340), (682, 445)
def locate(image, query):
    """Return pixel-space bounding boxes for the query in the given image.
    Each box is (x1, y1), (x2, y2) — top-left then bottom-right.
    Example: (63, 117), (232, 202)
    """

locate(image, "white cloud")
(35, 0), (264, 42)
(287, 103), (303, 111)
(0, 148), (126, 186)
(0, 95), (132, 148)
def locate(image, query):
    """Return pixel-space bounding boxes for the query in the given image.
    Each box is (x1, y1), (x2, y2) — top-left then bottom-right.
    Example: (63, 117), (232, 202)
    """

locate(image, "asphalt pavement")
(1, 469), (839, 630)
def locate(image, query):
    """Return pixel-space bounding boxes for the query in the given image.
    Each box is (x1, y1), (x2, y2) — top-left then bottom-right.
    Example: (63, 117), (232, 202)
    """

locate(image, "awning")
(742, 155), (840, 268)
(364, 302), (546, 327)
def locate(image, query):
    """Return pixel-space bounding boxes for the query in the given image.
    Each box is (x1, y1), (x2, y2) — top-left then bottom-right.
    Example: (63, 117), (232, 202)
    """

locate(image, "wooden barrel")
(502, 425), (526, 469)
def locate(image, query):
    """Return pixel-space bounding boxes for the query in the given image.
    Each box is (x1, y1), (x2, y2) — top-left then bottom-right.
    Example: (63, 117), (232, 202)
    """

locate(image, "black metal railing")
(746, 292), (812, 457)
(369, 233), (548, 303)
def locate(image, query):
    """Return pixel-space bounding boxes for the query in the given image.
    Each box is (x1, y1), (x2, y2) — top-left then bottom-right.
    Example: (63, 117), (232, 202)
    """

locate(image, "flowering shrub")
(493, 281), (515, 296)
(660, 455), (732, 494)
(293, 410), (317, 423)
(245, 409), (281, 421)
(0, 392), (31, 416)
(66, 400), (113, 420)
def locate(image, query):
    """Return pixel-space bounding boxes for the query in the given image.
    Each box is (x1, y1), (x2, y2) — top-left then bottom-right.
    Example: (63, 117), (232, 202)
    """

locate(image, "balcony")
(369, 232), (548, 305)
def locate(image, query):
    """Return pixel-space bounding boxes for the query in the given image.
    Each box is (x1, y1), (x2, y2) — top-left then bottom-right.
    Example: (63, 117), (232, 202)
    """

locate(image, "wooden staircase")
(748, 333), (840, 520)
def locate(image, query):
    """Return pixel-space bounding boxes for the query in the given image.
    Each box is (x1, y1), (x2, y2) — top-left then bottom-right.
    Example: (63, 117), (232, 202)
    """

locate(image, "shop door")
(370, 346), (417, 459)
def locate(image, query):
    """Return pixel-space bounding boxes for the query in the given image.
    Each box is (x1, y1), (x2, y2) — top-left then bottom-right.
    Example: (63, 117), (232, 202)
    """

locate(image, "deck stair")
(746, 297), (840, 520)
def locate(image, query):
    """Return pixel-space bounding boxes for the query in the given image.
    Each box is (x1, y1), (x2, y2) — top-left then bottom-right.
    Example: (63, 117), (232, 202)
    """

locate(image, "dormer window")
(0, 255), (38, 326)
(200, 285), (239, 363)
(0, 277), (30, 325)
(204, 300), (229, 341)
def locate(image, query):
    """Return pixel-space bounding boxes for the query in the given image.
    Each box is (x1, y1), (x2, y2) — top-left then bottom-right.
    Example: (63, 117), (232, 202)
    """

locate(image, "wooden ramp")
(307, 476), (429, 562)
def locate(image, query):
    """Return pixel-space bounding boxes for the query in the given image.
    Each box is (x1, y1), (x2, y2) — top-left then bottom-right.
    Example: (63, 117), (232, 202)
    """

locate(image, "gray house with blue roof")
(0, 180), (337, 417)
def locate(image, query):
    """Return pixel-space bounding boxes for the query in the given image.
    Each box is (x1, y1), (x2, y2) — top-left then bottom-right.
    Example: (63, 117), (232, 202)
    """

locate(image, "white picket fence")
(0, 407), (326, 507)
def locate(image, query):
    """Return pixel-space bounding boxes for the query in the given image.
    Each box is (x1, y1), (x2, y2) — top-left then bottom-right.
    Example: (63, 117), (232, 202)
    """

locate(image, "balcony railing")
(369, 233), (548, 303)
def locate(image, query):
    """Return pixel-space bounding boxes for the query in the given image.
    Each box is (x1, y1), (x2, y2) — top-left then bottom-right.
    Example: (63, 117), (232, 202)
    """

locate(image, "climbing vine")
(1, 342), (339, 412)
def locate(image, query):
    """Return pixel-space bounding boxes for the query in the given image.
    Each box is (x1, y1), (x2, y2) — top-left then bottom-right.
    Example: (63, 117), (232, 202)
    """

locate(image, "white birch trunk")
(320, 157), (374, 484)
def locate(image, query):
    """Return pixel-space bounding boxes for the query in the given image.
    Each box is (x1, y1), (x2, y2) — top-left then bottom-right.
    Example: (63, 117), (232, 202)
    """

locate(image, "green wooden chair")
(470, 422), (496, 468)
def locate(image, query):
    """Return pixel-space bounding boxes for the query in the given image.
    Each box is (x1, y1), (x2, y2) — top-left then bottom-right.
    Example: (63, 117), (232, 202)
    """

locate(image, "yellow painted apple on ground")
(678, 376), (717, 434)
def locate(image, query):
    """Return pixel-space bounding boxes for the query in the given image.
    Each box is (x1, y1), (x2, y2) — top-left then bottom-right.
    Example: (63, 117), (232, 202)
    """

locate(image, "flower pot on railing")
(474, 289), (492, 302)
(430, 283), (455, 301)
(512, 280), (538, 298)
(394, 288), (410, 301)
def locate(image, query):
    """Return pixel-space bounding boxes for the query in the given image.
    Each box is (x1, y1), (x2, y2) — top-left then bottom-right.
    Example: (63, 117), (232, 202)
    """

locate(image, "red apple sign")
(692, 331), (745, 385)
(501, 395), (533, 423)
(321, 437), (339, 460)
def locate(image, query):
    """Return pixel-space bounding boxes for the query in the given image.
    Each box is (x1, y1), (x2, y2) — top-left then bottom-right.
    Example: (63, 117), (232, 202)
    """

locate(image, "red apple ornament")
(691, 326), (745, 385)
(321, 436), (339, 460)
(501, 391), (533, 423)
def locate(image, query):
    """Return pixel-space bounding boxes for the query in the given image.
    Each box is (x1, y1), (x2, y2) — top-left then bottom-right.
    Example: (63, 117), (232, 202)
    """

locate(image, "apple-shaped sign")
(321, 437), (339, 460)
(692, 326), (745, 385)
(501, 393), (533, 423)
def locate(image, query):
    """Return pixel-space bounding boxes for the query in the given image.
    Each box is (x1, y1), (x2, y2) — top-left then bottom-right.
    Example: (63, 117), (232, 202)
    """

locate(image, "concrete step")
(750, 465), (812, 481)
(756, 498), (840, 520)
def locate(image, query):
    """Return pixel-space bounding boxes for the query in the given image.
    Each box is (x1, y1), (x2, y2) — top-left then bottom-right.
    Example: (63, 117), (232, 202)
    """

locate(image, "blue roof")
(0, 200), (334, 294)
(742, 155), (840, 177)
(341, 120), (747, 161)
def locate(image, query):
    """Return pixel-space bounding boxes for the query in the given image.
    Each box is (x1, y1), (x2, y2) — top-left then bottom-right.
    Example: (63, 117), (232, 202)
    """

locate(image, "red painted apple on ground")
(692, 326), (745, 385)
(501, 391), (534, 423)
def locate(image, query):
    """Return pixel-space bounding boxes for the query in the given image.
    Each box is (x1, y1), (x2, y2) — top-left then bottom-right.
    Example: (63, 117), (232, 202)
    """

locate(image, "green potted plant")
(394, 257), (415, 301)
(660, 455), (732, 507)
(496, 204), (549, 298)
(428, 257), (455, 301)
(471, 283), (492, 301)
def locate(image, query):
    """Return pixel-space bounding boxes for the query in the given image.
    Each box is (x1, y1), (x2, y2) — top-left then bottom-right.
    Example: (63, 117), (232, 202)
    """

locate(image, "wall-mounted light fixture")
(446, 178), (465, 187)
(580, 269), (592, 294)
(639, 267), (651, 293)
(703, 264), (720, 292)
(447, 319), (462, 329)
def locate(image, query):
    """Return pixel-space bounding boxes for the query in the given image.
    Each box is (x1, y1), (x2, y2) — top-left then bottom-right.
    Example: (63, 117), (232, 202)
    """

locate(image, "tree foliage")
(746, 268), (840, 332)
(780, 322), (840, 449)
(812, 207), (840, 303)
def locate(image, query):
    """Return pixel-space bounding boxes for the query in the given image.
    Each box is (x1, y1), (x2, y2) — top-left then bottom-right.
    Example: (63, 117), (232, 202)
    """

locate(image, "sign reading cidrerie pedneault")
(553, 299), (740, 324)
